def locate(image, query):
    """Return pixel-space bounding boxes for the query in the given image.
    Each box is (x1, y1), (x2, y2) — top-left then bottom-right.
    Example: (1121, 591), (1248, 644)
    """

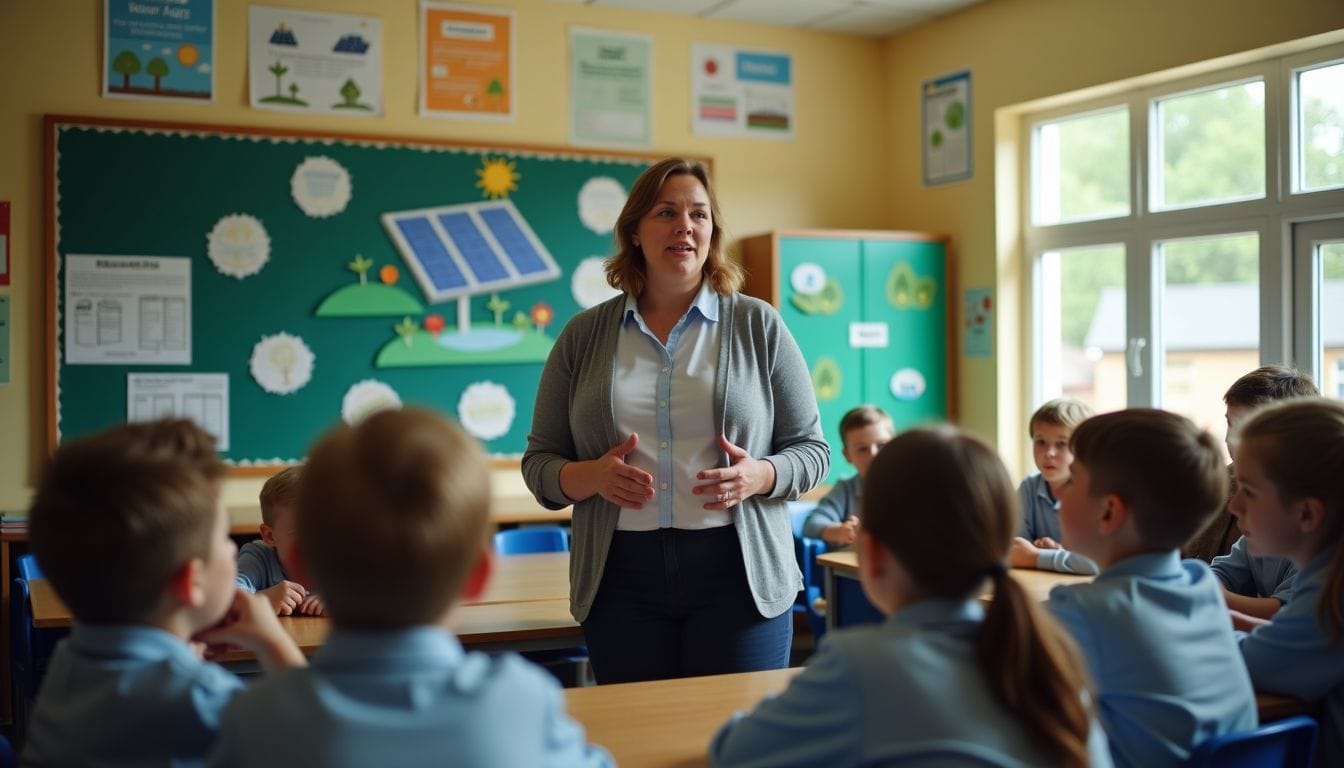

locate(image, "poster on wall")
(248, 5), (383, 116)
(569, 27), (652, 148)
(922, 69), (972, 186)
(103, 0), (214, 102)
(63, 255), (192, 366)
(419, 1), (515, 120)
(0, 201), (9, 286)
(691, 43), (794, 140)
(964, 287), (992, 358)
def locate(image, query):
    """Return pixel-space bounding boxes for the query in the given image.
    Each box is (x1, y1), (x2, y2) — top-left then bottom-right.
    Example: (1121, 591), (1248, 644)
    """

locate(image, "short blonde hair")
(1029, 398), (1095, 437)
(259, 465), (301, 527)
(605, 157), (743, 296)
(298, 408), (491, 628)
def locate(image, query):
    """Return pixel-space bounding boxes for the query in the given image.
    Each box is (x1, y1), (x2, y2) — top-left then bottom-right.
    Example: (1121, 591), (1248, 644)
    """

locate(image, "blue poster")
(964, 287), (992, 358)
(104, 0), (214, 102)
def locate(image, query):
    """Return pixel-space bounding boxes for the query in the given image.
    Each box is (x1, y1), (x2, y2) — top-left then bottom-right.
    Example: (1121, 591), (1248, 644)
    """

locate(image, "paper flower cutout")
(577, 176), (626, 235)
(249, 332), (314, 395)
(457, 381), (515, 441)
(890, 368), (927, 401)
(208, 214), (270, 279)
(291, 156), (352, 218)
(571, 256), (620, 309)
(341, 379), (402, 424)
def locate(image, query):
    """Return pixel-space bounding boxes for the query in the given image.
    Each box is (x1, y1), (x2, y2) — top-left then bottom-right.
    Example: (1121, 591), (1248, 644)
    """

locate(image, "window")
(1033, 108), (1130, 225)
(1152, 80), (1266, 210)
(1037, 244), (1125, 413)
(1295, 60), (1344, 193)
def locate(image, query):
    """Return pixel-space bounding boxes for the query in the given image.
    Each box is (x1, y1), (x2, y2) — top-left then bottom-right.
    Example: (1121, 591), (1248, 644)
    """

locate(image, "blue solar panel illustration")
(381, 199), (560, 304)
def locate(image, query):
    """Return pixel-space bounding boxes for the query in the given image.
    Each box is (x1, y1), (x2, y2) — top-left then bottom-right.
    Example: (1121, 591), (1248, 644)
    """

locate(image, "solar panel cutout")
(382, 200), (560, 304)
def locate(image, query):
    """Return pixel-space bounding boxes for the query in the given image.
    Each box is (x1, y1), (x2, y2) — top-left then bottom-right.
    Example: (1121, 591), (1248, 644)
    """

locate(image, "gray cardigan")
(522, 291), (829, 623)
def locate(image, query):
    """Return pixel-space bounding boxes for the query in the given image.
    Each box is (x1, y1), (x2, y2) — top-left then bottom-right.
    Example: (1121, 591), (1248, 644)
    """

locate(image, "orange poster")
(419, 2), (514, 119)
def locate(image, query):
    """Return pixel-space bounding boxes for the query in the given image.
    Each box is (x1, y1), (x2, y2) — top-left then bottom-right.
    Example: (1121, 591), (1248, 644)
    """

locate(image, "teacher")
(522, 158), (829, 684)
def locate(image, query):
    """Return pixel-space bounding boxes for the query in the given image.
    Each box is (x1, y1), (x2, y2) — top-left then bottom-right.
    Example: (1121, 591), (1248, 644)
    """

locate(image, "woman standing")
(523, 158), (828, 683)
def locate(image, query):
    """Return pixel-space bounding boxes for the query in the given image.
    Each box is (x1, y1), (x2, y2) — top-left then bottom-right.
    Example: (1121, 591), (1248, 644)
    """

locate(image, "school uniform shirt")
(1016, 473), (1099, 576)
(208, 626), (612, 768)
(1240, 551), (1344, 766)
(709, 598), (1114, 768)
(801, 475), (862, 540)
(1210, 535), (1297, 603)
(23, 624), (244, 768)
(1048, 551), (1257, 768)
(234, 540), (288, 592)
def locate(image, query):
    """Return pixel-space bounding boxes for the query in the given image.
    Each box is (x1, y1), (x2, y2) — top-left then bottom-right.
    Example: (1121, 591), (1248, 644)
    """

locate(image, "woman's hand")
(560, 433), (655, 508)
(693, 435), (777, 510)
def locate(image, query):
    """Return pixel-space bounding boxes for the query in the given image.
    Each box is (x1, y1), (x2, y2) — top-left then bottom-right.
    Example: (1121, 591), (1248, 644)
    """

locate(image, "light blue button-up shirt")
(234, 540), (289, 592)
(1017, 473), (1099, 575)
(24, 623), (244, 768)
(1210, 534), (1297, 603)
(614, 280), (724, 530)
(208, 626), (612, 768)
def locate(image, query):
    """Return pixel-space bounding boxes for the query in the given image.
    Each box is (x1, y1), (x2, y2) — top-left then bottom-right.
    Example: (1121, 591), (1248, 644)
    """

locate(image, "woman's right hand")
(560, 433), (655, 508)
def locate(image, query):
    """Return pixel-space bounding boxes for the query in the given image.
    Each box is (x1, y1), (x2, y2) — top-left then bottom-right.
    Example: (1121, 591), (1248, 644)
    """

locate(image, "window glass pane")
(1321, 241), (1344, 400)
(1298, 62), (1344, 192)
(1159, 232), (1259, 461)
(1155, 81), (1265, 209)
(1034, 108), (1130, 225)
(1039, 244), (1125, 413)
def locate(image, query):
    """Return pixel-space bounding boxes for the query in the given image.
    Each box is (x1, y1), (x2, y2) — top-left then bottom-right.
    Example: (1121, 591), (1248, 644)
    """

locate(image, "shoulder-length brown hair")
(605, 157), (744, 296)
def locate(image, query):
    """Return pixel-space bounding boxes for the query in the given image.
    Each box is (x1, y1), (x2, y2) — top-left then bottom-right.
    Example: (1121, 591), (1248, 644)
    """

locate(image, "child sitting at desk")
(24, 419), (306, 766)
(1009, 397), (1099, 575)
(711, 426), (1112, 768)
(1045, 409), (1256, 767)
(802, 404), (893, 547)
(1230, 397), (1344, 766)
(209, 408), (613, 767)
(236, 466), (323, 616)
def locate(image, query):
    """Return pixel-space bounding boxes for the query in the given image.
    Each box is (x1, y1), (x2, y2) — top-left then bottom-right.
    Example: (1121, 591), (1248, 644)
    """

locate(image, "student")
(1197, 366), (1316, 619)
(1008, 398), (1099, 575)
(235, 466), (324, 616)
(801, 404), (894, 546)
(710, 426), (1112, 768)
(1047, 409), (1257, 768)
(1231, 397), (1344, 766)
(23, 419), (305, 767)
(209, 408), (613, 767)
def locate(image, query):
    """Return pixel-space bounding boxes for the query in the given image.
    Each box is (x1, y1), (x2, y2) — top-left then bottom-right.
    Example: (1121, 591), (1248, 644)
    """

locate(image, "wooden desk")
(490, 497), (573, 526)
(473, 552), (569, 605)
(565, 668), (802, 767)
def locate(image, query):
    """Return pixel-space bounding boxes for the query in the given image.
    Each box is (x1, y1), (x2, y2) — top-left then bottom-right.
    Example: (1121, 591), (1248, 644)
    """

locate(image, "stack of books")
(0, 511), (29, 533)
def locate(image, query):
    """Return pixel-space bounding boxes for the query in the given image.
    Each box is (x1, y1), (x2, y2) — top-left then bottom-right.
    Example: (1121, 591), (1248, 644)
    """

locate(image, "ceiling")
(551, 0), (987, 38)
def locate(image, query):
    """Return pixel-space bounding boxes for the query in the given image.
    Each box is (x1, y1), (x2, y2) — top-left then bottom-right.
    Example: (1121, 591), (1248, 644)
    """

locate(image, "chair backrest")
(787, 500), (818, 539)
(10, 577), (36, 700)
(16, 552), (43, 581)
(493, 526), (570, 556)
(0, 732), (17, 768)
(1185, 716), (1318, 768)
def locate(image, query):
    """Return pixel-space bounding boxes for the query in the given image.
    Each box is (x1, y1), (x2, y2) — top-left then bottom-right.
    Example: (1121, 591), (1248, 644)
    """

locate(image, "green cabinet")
(741, 230), (953, 483)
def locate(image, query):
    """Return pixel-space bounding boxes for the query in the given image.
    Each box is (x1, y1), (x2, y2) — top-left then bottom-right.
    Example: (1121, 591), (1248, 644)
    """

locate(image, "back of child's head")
(1223, 365), (1318, 408)
(298, 407), (491, 628)
(259, 465), (302, 526)
(1070, 409), (1227, 550)
(839, 404), (893, 442)
(1234, 396), (1344, 641)
(862, 426), (1092, 768)
(29, 419), (224, 623)
(1028, 398), (1094, 437)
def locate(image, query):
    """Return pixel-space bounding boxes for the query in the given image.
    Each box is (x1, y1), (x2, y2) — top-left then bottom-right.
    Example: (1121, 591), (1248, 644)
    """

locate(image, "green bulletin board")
(46, 115), (663, 468)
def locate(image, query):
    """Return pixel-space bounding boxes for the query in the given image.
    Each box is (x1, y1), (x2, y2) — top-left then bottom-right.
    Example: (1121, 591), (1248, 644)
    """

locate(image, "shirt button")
(660, 482), (669, 490)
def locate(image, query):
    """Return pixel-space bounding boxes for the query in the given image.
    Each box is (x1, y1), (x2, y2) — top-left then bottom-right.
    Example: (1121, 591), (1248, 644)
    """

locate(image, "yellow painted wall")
(0, 0), (891, 512)
(880, 0), (1344, 473)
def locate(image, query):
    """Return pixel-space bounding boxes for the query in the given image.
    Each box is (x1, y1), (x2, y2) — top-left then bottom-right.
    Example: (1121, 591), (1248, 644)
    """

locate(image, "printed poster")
(128, 373), (229, 450)
(249, 5), (383, 116)
(964, 287), (992, 358)
(420, 1), (514, 120)
(104, 0), (214, 102)
(0, 200), (9, 286)
(923, 70), (972, 186)
(64, 255), (192, 366)
(691, 43), (794, 140)
(570, 28), (652, 148)
(0, 296), (9, 385)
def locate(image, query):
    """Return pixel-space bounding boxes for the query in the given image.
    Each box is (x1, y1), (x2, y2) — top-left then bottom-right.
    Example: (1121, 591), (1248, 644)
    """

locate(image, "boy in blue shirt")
(1047, 409), (1257, 768)
(802, 404), (893, 546)
(209, 408), (612, 767)
(236, 465), (324, 616)
(24, 419), (306, 767)
(1009, 397), (1099, 575)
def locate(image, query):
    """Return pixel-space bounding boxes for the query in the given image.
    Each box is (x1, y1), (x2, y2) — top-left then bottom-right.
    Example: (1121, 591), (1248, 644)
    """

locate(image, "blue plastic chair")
(11, 563), (67, 746)
(493, 526), (570, 555)
(0, 732), (16, 768)
(1185, 715), (1317, 768)
(787, 501), (828, 641)
(16, 552), (43, 580)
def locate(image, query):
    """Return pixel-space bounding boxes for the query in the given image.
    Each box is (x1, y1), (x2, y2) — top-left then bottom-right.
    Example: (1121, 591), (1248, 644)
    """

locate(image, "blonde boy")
(236, 466), (323, 616)
(1009, 398), (1098, 574)
(24, 419), (304, 767)
(1047, 409), (1256, 767)
(209, 409), (612, 767)
(802, 405), (894, 546)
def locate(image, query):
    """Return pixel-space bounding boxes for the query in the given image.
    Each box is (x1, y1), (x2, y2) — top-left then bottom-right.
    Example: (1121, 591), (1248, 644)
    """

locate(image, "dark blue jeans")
(581, 525), (793, 684)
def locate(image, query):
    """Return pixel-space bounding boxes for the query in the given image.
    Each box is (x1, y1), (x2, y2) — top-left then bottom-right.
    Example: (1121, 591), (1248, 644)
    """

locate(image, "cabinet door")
(777, 237), (862, 483)
(860, 239), (948, 431)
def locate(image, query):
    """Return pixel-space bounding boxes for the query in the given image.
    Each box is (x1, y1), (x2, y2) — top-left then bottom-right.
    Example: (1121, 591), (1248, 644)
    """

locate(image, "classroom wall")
(0, 0), (891, 512)
(879, 0), (1344, 475)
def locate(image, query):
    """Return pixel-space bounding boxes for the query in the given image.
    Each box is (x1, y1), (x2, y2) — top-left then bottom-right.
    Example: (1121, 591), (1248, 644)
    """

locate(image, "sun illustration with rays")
(476, 157), (520, 199)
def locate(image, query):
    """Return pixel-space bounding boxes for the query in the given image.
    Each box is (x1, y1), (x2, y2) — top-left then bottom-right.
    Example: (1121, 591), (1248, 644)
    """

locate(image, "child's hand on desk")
(196, 589), (307, 670)
(297, 593), (325, 616)
(1229, 608), (1270, 633)
(259, 580), (308, 616)
(1009, 537), (1041, 568)
(822, 517), (860, 546)
(1032, 537), (1061, 549)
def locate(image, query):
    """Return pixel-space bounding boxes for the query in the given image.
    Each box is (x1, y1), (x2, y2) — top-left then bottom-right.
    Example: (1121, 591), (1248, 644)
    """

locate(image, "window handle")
(1127, 337), (1147, 377)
